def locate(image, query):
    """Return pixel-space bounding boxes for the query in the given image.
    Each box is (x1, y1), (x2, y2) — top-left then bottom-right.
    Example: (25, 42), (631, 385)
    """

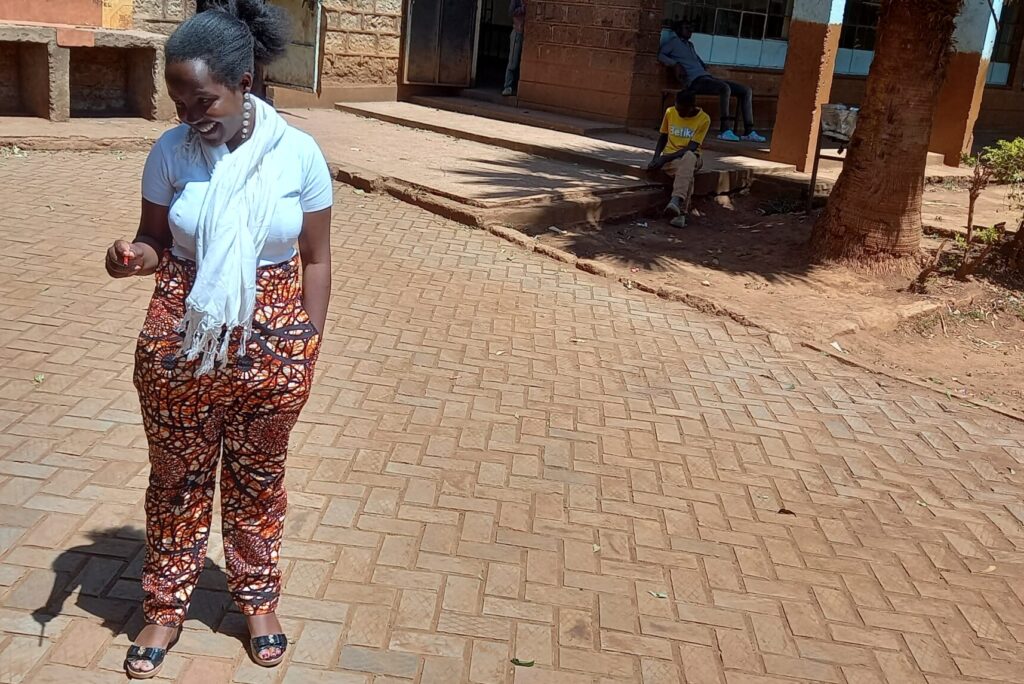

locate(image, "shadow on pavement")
(31, 526), (232, 643)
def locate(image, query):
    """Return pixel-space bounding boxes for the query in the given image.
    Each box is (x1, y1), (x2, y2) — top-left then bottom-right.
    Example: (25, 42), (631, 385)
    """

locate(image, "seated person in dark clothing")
(658, 20), (766, 143)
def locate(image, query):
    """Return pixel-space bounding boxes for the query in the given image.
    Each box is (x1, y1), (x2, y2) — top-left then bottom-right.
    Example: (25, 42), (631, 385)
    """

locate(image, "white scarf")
(177, 96), (288, 375)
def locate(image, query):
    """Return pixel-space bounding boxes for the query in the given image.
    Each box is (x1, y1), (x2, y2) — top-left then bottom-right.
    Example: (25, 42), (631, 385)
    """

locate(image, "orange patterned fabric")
(134, 253), (319, 626)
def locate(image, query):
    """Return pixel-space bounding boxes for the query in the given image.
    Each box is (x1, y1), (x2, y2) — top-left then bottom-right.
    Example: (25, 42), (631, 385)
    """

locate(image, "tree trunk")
(809, 0), (962, 263)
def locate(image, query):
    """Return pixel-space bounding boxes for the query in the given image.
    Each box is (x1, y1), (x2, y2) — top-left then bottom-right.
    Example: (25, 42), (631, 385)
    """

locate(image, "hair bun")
(202, 0), (291, 65)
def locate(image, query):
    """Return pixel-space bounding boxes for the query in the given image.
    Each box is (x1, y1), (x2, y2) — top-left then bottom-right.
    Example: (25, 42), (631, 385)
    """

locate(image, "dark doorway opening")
(475, 0), (513, 91)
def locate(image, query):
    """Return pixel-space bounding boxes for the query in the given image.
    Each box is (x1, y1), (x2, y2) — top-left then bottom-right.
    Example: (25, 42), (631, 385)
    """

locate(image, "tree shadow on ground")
(440, 154), (655, 203)
(31, 526), (234, 644)
(536, 191), (819, 283)
(440, 153), (819, 284)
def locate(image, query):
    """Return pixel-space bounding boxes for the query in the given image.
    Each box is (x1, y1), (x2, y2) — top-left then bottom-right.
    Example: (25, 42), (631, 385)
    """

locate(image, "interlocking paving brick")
(338, 645), (420, 678)
(468, 640), (508, 683)
(3, 150), (1024, 682)
(292, 620), (344, 667)
(179, 657), (235, 684)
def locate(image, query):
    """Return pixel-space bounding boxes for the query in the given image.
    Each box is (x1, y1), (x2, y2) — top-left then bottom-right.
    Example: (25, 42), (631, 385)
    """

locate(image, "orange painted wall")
(930, 51), (989, 164)
(770, 20), (841, 170)
(0, 0), (103, 26)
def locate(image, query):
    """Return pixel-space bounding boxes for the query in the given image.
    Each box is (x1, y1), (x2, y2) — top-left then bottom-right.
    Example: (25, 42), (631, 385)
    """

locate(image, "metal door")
(264, 0), (327, 94)
(404, 0), (481, 86)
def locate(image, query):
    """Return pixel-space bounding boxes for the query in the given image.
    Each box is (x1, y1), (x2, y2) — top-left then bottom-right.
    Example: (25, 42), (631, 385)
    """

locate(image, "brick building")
(394, 0), (1022, 169)
(3, 1), (1020, 171)
(507, 0), (1024, 168)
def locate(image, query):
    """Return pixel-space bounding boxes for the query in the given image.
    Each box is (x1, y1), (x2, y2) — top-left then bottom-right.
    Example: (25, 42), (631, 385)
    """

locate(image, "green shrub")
(981, 138), (1024, 184)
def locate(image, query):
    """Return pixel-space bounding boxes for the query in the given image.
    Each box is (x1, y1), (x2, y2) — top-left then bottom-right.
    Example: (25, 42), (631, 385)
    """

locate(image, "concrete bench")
(659, 87), (775, 131)
(0, 21), (173, 121)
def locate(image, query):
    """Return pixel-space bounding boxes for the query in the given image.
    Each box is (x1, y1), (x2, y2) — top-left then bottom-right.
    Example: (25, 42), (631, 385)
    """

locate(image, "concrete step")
(333, 101), (798, 198)
(410, 95), (627, 137)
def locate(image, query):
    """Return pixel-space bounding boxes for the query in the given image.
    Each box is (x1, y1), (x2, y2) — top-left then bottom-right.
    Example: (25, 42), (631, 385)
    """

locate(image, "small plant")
(981, 138), (1024, 184)
(956, 222), (1006, 281)
(961, 152), (995, 246)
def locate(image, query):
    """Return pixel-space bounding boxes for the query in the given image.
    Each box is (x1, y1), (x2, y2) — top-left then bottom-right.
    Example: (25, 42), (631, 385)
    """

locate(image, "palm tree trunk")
(810, 0), (963, 262)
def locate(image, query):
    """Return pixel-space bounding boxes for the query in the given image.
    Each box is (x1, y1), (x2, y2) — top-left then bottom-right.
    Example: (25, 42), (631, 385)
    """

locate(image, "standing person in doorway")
(648, 89), (711, 228)
(662, 20), (766, 143)
(503, 0), (527, 96)
(104, 0), (334, 678)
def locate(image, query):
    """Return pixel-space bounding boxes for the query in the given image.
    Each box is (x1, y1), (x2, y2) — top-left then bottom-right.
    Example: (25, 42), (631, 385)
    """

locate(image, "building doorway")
(403, 0), (481, 87)
(475, 0), (513, 91)
(402, 0), (525, 94)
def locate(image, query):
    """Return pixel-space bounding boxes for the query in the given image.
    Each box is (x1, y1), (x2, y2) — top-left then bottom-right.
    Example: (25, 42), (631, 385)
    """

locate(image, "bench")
(659, 86), (776, 133)
(0, 21), (173, 121)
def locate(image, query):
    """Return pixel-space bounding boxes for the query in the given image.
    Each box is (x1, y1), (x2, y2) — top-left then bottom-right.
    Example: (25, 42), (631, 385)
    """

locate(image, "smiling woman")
(165, 2), (290, 148)
(101, 0), (335, 679)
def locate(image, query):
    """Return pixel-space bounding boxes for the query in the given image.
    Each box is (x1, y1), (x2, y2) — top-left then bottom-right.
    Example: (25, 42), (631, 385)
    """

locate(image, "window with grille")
(833, 0), (879, 75)
(663, 0), (794, 69)
(988, 4), (1021, 86)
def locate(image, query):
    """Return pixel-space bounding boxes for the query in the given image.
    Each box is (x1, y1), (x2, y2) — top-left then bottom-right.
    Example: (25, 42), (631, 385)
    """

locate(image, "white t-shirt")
(141, 124), (333, 267)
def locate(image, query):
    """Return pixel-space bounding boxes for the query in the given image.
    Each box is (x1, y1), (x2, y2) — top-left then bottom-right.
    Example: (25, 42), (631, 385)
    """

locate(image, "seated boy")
(648, 90), (710, 228)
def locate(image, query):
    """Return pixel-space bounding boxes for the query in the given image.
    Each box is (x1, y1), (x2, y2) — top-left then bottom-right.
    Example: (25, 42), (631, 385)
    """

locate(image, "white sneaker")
(670, 215), (687, 228)
(502, 88), (513, 96)
(718, 130), (741, 142)
(742, 131), (766, 143)
(663, 197), (682, 217)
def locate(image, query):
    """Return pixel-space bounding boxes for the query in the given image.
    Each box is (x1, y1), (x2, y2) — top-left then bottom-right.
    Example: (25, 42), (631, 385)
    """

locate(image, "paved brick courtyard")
(1, 150), (1023, 683)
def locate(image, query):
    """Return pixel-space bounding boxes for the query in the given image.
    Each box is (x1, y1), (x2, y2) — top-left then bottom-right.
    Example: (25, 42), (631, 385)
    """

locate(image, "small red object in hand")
(122, 252), (130, 267)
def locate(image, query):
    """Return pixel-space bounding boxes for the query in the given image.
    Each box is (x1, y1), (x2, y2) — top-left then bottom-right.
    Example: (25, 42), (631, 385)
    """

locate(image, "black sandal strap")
(126, 644), (167, 670)
(251, 633), (288, 653)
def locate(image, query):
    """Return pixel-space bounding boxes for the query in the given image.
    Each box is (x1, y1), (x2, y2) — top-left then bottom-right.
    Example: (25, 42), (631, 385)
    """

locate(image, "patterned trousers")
(133, 254), (320, 626)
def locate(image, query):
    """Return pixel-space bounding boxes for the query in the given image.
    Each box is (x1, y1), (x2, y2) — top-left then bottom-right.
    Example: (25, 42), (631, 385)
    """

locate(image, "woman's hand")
(106, 240), (158, 278)
(106, 240), (141, 278)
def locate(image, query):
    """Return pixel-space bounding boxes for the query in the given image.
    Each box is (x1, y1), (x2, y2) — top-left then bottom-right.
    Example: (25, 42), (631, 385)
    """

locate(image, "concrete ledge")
(409, 95), (628, 136)
(56, 27), (94, 47)
(327, 159), (666, 231)
(0, 22), (57, 43)
(269, 84), (397, 109)
(334, 101), (654, 179)
(334, 101), (794, 198)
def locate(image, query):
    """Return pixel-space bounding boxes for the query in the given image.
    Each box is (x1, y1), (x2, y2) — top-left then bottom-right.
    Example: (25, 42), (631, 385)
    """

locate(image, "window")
(664, 1), (793, 42)
(663, 0), (794, 69)
(838, 0), (881, 51)
(988, 3), (1021, 86)
(834, 0), (879, 75)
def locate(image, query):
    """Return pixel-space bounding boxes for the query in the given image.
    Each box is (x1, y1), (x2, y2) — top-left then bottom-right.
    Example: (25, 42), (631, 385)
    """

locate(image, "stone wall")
(133, 0), (195, 34)
(70, 46), (131, 114)
(322, 0), (402, 87)
(0, 41), (20, 113)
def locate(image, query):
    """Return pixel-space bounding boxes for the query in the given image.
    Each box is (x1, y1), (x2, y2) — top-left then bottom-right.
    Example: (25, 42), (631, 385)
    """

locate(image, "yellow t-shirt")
(660, 107), (711, 155)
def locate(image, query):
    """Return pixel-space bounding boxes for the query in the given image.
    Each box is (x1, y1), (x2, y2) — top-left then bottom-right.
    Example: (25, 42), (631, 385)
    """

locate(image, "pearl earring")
(241, 91), (253, 141)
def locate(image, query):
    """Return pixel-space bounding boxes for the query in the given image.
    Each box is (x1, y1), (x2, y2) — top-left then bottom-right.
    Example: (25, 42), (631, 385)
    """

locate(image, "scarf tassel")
(176, 309), (244, 377)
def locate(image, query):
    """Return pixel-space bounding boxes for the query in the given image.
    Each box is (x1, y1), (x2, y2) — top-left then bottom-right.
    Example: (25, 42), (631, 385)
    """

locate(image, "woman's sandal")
(249, 633), (288, 667)
(124, 628), (180, 680)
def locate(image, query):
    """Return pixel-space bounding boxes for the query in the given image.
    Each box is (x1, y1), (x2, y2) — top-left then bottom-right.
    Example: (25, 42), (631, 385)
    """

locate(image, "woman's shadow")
(30, 526), (235, 644)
